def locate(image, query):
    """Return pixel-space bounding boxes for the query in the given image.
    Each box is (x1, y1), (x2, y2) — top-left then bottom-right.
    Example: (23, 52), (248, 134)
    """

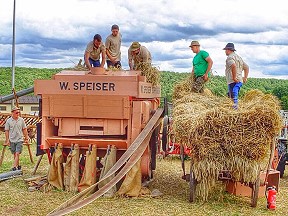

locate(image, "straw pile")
(172, 78), (282, 200)
(72, 59), (89, 71)
(135, 62), (160, 86)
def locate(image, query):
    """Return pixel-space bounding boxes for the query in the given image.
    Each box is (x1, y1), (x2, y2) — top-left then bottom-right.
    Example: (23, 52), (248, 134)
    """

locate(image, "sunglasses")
(15, 112), (20, 114)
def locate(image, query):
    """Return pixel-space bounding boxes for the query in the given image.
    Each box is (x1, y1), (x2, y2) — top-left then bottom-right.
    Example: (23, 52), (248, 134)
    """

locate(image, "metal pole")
(11, 0), (16, 107)
(0, 86), (34, 103)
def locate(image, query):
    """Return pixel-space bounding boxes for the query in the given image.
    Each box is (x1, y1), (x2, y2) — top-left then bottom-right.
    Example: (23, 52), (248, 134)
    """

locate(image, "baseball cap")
(189, 41), (200, 47)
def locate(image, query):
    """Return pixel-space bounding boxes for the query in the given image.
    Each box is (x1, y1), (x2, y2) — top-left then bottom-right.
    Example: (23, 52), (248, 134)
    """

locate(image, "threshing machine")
(34, 68), (165, 185)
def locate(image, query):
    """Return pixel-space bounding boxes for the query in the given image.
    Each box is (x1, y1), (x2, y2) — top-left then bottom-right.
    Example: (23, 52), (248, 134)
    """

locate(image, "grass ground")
(0, 136), (287, 216)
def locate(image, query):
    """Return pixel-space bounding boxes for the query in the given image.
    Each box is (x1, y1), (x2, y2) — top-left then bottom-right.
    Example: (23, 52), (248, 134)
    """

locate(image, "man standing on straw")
(190, 40), (213, 93)
(223, 43), (249, 109)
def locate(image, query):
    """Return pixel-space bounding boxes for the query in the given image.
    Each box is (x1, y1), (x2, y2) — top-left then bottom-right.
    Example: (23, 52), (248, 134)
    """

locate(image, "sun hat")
(11, 106), (20, 112)
(189, 41), (200, 47)
(223, 43), (236, 51)
(130, 42), (141, 51)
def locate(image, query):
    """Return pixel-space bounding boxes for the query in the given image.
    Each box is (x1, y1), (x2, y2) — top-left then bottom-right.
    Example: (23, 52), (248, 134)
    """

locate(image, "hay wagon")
(172, 89), (283, 207)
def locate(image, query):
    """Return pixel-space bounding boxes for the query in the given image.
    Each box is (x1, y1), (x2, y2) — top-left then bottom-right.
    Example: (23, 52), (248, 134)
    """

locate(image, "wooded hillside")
(1, 67), (288, 109)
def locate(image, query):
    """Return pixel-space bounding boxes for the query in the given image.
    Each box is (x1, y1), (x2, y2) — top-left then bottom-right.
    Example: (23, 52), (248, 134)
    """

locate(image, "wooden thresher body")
(34, 69), (161, 179)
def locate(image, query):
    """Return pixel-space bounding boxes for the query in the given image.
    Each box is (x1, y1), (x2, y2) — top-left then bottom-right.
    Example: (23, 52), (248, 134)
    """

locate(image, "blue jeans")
(89, 58), (100, 67)
(228, 82), (243, 109)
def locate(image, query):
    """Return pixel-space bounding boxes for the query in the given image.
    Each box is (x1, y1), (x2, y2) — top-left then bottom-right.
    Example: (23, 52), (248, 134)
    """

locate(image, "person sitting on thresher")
(84, 34), (106, 70)
(4, 106), (29, 171)
(128, 41), (152, 70)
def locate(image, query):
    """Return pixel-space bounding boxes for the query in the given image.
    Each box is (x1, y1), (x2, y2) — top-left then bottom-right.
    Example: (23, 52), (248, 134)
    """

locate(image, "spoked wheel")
(251, 173), (260, 207)
(189, 163), (197, 202)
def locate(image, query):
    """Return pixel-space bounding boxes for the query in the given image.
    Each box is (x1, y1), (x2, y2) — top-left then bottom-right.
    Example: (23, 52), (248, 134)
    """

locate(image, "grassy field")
(0, 135), (287, 216)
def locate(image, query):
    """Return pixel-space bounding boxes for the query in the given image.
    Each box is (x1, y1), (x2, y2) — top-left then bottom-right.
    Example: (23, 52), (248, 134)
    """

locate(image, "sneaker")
(232, 104), (238, 110)
(11, 167), (17, 171)
(17, 165), (22, 170)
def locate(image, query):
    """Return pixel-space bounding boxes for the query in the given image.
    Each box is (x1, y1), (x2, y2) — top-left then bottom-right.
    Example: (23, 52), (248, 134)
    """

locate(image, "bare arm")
(128, 49), (133, 70)
(129, 59), (134, 70)
(100, 51), (106, 68)
(106, 49), (116, 64)
(243, 63), (249, 83)
(23, 128), (29, 143)
(84, 52), (92, 70)
(203, 56), (213, 81)
(5, 130), (10, 145)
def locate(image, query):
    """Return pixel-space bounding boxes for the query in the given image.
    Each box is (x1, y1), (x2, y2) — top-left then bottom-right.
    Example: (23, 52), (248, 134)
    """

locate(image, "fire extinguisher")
(266, 186), (277, 210)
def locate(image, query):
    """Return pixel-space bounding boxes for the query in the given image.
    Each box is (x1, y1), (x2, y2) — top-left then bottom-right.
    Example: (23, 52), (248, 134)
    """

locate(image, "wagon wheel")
(189, 163), (197, 202)
(27, 125), (37, 143)
(251, 172), (260, 207)
(161, 115), (169, 153)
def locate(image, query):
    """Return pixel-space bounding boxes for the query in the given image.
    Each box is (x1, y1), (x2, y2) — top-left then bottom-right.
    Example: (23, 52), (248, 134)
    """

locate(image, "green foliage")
(272, 84), (288, 109)
(1, 67), (288, 109)
(160, 71), (189, 101)
(0, 67), (61, 95)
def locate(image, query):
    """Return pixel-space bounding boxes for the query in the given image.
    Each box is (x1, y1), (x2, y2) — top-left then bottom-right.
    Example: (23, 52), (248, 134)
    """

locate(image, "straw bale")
(172, 87), (282, 200)
(172, 74), (212, 101)
(135, 62), (160, 86)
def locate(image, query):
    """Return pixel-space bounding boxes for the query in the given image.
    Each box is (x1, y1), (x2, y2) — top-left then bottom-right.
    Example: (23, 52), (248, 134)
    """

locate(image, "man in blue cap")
(223, 43), (249, 109)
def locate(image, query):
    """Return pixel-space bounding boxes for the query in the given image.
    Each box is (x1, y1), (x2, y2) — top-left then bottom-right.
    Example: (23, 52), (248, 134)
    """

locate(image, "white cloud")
(0, 0), (287, 79)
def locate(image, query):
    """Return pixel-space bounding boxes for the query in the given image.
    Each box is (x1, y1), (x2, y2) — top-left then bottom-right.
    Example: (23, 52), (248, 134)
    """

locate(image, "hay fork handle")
(0, 145), (8, 166)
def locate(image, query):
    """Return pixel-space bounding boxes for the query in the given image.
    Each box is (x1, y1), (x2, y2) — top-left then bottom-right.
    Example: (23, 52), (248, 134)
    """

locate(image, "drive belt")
(48, 108), (163, 216)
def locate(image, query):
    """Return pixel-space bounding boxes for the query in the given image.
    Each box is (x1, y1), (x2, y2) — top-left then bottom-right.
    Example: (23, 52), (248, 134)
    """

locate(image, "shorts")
(191, 76), (205, 93)
(106, 60), (121, 68)
(9, 141), (23, 154)
(88, 58), (100, 67)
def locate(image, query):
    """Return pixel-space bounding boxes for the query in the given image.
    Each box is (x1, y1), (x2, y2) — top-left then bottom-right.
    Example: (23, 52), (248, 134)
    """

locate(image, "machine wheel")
(189, 164), (197, 202)
(276, 139), (287, 178)
(251, 173), (260, 207)
(150, 126), (160, 171)
(161, 115), (169, 153)
(277, 156), (286, 178)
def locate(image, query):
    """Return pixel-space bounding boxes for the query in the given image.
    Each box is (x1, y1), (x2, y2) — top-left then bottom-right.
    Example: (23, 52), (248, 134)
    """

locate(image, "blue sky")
(0, 0), (288, 79)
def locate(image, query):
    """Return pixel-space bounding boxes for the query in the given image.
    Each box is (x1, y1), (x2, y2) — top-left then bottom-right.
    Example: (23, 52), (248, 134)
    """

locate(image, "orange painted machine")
(34, 68), (164, 184)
